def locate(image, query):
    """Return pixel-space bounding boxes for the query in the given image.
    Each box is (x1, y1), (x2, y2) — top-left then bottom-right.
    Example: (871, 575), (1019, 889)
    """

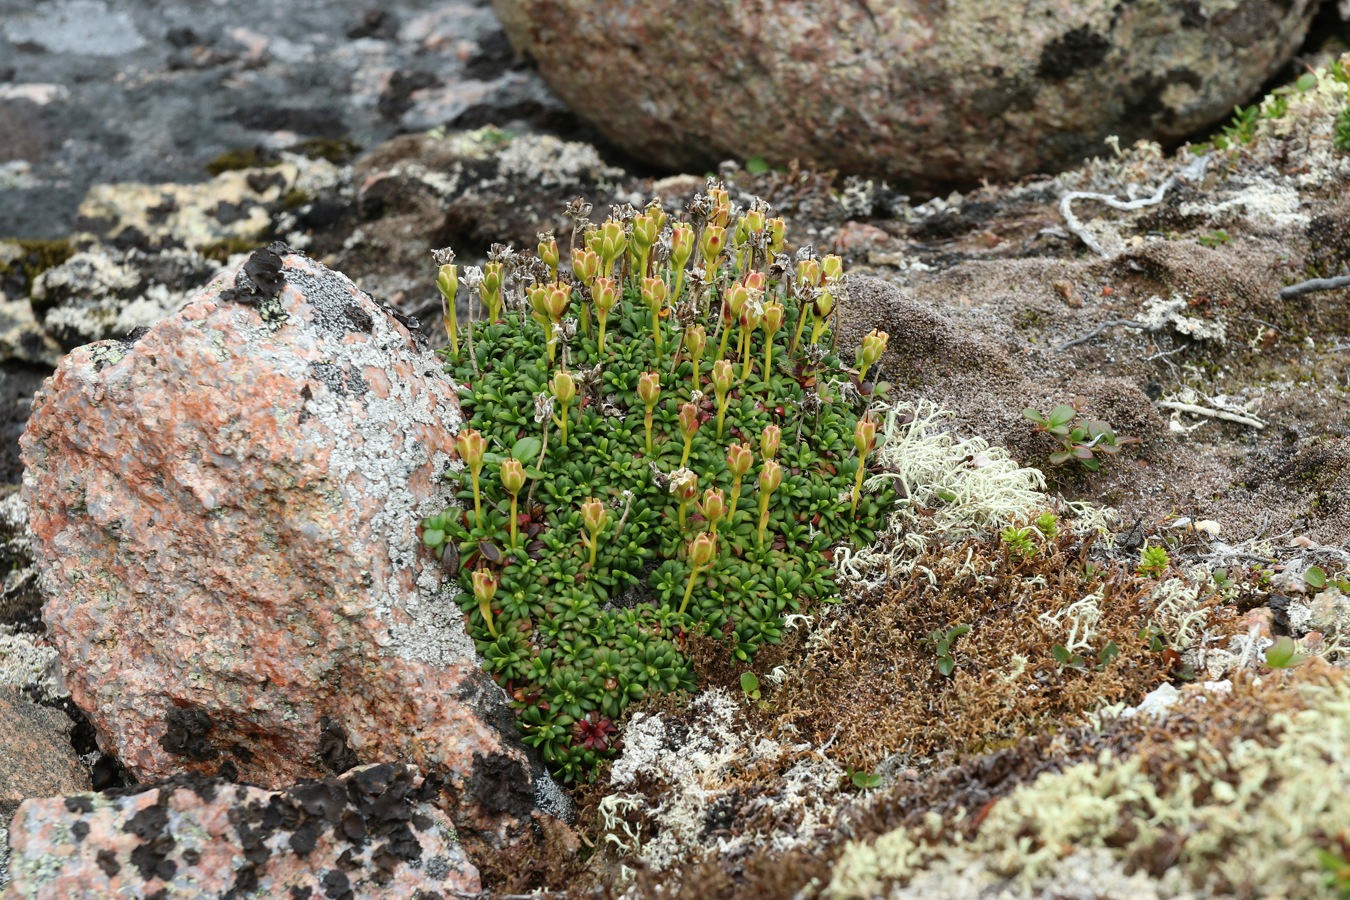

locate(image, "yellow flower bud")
(641, 276), (668, 310)
(572, 248), (600, 286)
(472, 568), (497, 604)
(854, 416), (878, 454)
(726, 442), (754, 478)
(549, 370), (577, 406)
(743, 208), (766, 235)
(743, 271), (766, 294)
(593, 277), (619, 314)
(688, 531), (717, 568)
(821, 254), (844, 281)
(768, 218), (787, 255)
(631, 213), (659, 252)
(671, 224), (695, 268)
(697, 488), (725, 527)
(796, 258), (822, 289)
(580, 497), (607, 536)
(679, 402), (700, 440)
(646, 199), (667, 235)
(711, 359), (734, 397)
(599, 220), (627, 268)
(761, 424), (781, 460)
(538, 234), (559, 275)
(759, 458), (783, 494)
(859, 329), (889, 368)
(500, 457), (526, 496)
(455, 428), (485, 470)
(436, 264), (458, 303)
(637, 371), (661, 409)
(544, 283), (570, 321)
(685, 323), (707, 357)
(762, 301), (785, 338)
(814, 289), (835, 318)
(701, 225), (726, 268)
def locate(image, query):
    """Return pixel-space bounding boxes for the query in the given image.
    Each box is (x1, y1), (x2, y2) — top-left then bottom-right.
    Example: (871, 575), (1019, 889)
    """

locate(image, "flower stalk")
(436, 262), (459, 356)
(472, 569), (499, 638)
(456, 428), (486, 529)
(678, 531), (717, 616)
(756, 458), (783, 548)
(712, 359), (734, 439)
(580, 497), (607, 568)
(501, 457), (527, 548)
(725, 442), (753, 524)
(678, 402), (700, 468)
(638, 371), (661, 455)
(851, 416), (877, 515)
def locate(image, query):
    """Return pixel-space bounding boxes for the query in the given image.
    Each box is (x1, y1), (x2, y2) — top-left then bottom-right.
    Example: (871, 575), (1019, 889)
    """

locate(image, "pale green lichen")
(828, 672), (1350, 899)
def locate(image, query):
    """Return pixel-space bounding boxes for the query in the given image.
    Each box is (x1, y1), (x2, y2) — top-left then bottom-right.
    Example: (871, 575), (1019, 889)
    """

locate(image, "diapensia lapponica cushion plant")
(420, 182), (896, 781)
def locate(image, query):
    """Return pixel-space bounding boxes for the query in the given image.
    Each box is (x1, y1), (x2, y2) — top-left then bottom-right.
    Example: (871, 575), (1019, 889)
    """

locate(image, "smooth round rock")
(493, 0), (1317, 188)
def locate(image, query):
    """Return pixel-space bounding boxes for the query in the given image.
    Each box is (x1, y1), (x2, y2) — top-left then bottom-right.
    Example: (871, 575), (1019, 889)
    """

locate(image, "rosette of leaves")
(421, 189), (895, 781)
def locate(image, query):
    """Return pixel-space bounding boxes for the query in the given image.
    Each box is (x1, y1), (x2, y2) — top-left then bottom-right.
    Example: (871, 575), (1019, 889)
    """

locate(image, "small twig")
(1278, 274), (1350, 300)
(1060, 154), (1210, 256)
(1155, 400), (1265, 429)
(1056, 319), (1147, 351)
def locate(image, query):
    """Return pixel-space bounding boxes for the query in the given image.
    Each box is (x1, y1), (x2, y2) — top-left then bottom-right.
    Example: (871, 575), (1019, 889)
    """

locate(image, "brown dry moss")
(764, 531), (1176, 772)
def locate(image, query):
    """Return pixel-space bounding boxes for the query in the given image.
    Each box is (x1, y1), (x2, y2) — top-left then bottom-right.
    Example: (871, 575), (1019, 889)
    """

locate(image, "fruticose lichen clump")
(420, 184), (896, 780)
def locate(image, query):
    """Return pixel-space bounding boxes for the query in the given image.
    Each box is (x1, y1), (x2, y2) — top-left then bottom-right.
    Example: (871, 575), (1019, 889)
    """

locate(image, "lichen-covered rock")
(19, 245), (564, 848)
(29, 247), (221, 351)
(0, 684), (89, 835)
(4, 763), (480, 899)
(493, 0), (1317, 187)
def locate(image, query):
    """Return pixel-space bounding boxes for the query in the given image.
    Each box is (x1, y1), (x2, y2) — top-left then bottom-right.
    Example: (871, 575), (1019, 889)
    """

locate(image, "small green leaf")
(936, 489), (958, 503)
(1051, 644), (1073, 665)
(937, 657), (955, 677)
(1048, 405), (1077, 427)
(1304, 566), (1327, 589)
(512, 437), (542, 461)
(1022, 407), (1047, 425)
(745, 155), (771, 174)
(1296, 72), (1317, 92)
(740, 671), (760, 694)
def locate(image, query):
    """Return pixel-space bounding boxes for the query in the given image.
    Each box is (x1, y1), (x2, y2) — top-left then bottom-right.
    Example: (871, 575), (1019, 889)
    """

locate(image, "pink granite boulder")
(19, 245), (567, 850)
(4, 763), (480, 898)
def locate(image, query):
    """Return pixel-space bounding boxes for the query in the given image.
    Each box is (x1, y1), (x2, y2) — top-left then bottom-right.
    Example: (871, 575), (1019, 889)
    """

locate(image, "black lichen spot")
(424, 856), (450, 881)
(466, 752), (534, 819)
(321, 867), (353, 900)
(96, 848), (121, 876)
(288, 818), (323, 856)
(64, 796), (94, 814)
(318, 718), (361, 774)
(413, 892), (445, 900)
(145, 888), (169, 900)
(1037, 26), (1111, 80)
(378, 71), (437, 120)
(289, 887), (314, 900)
(159, 707), (218, 761)
(182, 847), (201, 866)
(217, 758), (239, 781)
(125, 801), (177, 881)
(231, 105), (346, 139)
(290, 779), (349, 825)
(246, 171), (287, 195)
(343, 302), (373, 333)
(71, 820), (90, 842)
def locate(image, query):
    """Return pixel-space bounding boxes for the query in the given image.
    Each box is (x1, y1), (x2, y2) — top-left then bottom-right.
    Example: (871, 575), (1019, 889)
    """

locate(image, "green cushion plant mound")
(420, 185), (896, 781)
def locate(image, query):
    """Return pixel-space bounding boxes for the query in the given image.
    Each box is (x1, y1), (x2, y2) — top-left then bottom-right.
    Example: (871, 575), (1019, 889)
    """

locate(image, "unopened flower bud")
(685, 323), (707, 357)
(743, 208), (766, 235)
(744, 271), (766, 294)
(761, 424), (781, 460)
(689, 531), (717, 568)
(572, 248), (600, 286)
(436, 264), (458, 304)
(637, 371), (661, 409)
(500, 457), (527, 496)
(854, 416), (877, 454)
(482, 261), (504, 297)
(538, 233), (559, 275)
(549, 370), (577, 405)
(859, 330), (888, 368)
(739, 297), (763, 331)
(712, 359), (734, 396)
(631, 213), (659, 252)
(671, 224), (695, 268)
(726, 442), (754, 478)
(725, 283), (750, 319)
(697, 488), (725, 527)
(679, 402), (700, 439)
(701, 225), (726, 268)
(456, 428), (485, 470)
(599, 220), (627, 267)
(646, 199), (667, 235)
(822, 254), (844, 281)
(762, 300), (785, 337)
(641, 277), (668, 310)
(796, 258), (822, 288)
(593, 277), (619, 314)
(814, 289), (835, 318)
(581, 497), (607, 536)
(759, 458), (783, 494)
(472, 569), (497, 604)
(670, 468), (699, 501)
(544, 283), (570, 320)
(768, 218), (787, 255)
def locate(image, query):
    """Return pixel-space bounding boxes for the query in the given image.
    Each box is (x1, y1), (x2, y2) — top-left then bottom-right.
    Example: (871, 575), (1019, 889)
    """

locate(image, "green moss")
(198, 237), (266, 262)
(0, 238), (76, 290)
(205, 147), (280, 176)
(288, 138), (361, 165)
(280, 190), (314, 213)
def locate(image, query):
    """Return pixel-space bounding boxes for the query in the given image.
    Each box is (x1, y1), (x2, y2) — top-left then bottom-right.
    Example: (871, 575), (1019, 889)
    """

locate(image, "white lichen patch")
(1135, 295), (1227, 345)
(1178, 176), (1308, 229)
(495, 134), (626, 189)
(601, 689), (851, 875)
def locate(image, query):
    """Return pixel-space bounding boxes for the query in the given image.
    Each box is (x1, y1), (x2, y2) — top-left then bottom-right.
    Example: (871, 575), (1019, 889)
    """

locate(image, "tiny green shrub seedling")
(422, 187), (896, 780)
(924, 624), (970, 678)
(1023, 401), (1139, 472)
(1137, 544), (1171, 578)
(847, 766), (883, 790)
(1265, 635), (1306, 669)
(740, 671), (762, 701)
